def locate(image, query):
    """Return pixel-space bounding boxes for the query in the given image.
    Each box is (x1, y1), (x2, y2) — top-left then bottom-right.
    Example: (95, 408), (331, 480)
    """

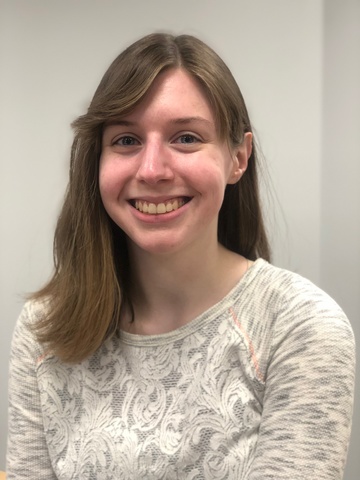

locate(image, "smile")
(133, 197), (190, 215)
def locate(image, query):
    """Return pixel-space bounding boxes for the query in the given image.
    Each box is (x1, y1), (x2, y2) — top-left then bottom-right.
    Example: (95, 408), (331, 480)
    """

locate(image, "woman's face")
(99, 68), (251, 257)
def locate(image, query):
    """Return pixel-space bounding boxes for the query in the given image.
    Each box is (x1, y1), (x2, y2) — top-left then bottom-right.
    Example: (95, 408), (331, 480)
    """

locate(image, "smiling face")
(99, 68), (251, 257)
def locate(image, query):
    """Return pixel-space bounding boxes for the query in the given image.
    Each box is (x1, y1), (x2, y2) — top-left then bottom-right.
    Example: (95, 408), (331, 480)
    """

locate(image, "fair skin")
(100, 68), (252, 334)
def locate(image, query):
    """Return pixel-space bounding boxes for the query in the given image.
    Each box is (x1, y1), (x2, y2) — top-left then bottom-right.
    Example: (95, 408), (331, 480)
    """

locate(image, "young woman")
(7, 33), (355, 479)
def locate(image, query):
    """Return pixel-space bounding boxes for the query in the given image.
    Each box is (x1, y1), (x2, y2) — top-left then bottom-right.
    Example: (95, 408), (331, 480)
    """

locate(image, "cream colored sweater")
(6, 259), (355, 479)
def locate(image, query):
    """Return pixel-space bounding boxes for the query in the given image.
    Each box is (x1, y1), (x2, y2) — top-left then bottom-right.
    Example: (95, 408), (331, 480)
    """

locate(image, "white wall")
(321, 1), (360, 478)
(0, 1), (358, 478)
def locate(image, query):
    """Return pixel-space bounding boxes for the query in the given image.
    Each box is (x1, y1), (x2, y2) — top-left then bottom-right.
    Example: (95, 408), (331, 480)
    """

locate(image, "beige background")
(1, 0), (359, 478)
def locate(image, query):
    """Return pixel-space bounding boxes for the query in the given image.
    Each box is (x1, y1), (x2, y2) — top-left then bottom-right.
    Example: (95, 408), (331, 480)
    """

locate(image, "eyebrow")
(169, 116), (213, 127)
(105, 116), (213, 128)
(105, 119), (135, 127)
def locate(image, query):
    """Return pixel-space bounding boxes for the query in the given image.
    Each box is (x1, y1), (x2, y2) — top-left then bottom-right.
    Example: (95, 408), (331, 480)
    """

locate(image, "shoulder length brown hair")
(32, 33), (270, 363)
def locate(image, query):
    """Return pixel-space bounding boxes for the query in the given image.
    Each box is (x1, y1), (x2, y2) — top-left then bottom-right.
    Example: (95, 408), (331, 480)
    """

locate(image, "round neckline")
(119, 258), (266, 347)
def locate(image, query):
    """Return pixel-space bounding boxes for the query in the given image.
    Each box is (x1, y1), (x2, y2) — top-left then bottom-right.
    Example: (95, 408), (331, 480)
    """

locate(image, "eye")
(175, 134), (200, 145)
(115, 136), (140, 146)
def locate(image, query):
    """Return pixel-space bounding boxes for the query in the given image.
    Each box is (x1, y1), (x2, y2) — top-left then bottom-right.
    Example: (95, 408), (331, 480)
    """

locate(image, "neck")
(123, 240), (248, 334)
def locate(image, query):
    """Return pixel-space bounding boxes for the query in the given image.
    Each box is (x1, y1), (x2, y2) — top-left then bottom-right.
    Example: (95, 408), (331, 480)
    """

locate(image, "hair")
(31, 33), (270, 363)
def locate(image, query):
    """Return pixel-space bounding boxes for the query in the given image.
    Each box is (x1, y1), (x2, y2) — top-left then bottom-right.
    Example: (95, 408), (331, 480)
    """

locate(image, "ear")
(227, 132), (253, 184)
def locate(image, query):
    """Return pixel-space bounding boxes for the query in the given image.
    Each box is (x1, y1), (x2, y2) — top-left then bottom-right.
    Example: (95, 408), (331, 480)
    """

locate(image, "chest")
(38, 329), (264, 479)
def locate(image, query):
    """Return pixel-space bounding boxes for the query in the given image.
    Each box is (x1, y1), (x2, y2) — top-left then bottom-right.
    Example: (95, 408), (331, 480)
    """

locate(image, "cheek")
(194, 161), (230, 197)
(98, 172), (122, 227)
(98, 160), (122, 201)
(98, 171), (111, 206)
(99, 169), (109, 189)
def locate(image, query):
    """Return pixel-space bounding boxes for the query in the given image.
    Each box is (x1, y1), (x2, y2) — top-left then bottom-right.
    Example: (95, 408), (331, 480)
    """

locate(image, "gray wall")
(0, 0), (358, 478)
(321, 1), (360, 478)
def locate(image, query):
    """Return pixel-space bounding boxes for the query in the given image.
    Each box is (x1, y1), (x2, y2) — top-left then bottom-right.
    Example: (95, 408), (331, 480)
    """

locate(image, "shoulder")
(246, 259), (349, 318)
(13, 297), (50, 333)
(238, 259), (354, 348)
(11, 299), (50, 365)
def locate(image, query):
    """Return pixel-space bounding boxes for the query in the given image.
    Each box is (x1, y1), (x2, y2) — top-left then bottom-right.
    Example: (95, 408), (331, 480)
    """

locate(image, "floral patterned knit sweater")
(7, 259), (355, 479)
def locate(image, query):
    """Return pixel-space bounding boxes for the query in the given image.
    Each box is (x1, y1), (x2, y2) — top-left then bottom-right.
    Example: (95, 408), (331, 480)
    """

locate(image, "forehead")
(123, 68), (215, 123)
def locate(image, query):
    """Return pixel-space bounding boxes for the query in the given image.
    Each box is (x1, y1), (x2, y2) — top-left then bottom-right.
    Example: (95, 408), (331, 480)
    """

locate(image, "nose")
(135, 139), (174, 184)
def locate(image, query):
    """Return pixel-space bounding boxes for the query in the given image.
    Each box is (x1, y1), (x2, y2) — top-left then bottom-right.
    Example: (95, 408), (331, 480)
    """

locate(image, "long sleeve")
(247, 283), (355, 479)
(6, 302), (57, 480)
(5, 261), (355, 479)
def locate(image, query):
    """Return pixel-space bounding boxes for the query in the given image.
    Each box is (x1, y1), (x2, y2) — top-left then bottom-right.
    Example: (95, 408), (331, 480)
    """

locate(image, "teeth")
(134, 198), (186, 215)
(148, 203), (157, 214)
(156, 203), (166, 214)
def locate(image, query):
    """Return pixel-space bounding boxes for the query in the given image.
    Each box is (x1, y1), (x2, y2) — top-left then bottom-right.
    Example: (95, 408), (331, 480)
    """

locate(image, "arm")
(248, 295), (355, 479)
(6, 302), (57, 480)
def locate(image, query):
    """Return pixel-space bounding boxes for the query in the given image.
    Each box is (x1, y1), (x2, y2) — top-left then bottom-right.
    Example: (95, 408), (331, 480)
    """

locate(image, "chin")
(133, 242), (181, 256)
(127, 233), (189, 257)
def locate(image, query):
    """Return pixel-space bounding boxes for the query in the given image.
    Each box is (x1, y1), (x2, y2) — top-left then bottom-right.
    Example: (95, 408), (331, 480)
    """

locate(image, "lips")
(131, 197), (191, 215)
